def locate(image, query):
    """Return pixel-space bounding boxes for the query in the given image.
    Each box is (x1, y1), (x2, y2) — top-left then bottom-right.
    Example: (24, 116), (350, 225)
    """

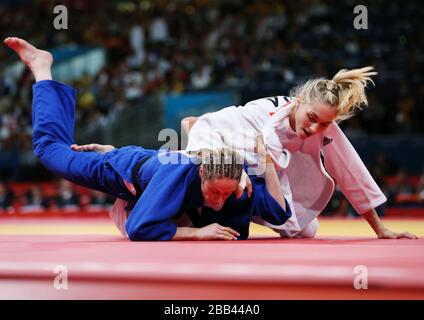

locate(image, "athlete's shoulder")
(265, 96), (293, 106)
(243, 95), (293, 108)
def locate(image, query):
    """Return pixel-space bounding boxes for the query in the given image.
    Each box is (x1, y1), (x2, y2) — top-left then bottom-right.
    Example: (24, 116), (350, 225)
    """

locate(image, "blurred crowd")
(0, 0), (423, 154)
(323, 153), (424, 217)
(0, 0), (423, 215)
(2, 165), (424, 216)
(0, 179), (114, 215)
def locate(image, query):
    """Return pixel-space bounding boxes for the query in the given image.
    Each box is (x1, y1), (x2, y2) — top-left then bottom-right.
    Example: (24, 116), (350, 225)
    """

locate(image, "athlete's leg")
(4, 37), (129, 198)
(4, 37), (52, 82)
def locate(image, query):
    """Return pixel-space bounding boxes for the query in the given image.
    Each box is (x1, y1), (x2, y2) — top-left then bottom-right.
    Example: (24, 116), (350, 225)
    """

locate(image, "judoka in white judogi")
(186, 96), (386, 237)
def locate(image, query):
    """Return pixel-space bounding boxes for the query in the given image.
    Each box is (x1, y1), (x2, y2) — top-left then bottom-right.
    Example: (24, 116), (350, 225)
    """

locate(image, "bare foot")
(4, 37), (53, 82)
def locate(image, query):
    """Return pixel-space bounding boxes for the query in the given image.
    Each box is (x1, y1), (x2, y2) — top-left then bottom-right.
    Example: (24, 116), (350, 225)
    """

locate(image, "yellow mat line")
(0, 220), (423, 236)
(250, 219), (424, 237)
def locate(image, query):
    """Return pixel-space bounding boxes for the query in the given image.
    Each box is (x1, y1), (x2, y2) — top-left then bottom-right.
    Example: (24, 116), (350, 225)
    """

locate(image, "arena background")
(0, 0), (424, 300)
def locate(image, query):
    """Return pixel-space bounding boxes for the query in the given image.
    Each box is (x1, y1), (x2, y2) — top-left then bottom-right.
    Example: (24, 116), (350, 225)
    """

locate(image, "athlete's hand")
(71, 143), (115, 154)
(192, 223), (240, 240)
(256, 131), (275, 177)
(377, 228), (419, 239)
(235, 170), (252, 199)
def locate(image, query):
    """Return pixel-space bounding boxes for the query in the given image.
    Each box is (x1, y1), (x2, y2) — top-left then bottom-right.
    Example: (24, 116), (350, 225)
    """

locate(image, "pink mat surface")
(1, 232), (423, 299)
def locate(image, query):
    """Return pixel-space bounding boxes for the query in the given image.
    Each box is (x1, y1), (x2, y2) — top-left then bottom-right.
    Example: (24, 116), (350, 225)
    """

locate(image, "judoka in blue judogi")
(32, 80), (291, 241)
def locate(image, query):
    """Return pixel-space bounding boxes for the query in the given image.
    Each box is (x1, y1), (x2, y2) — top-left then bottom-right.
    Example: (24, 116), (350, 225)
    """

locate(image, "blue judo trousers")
(32, 80), (291, 241)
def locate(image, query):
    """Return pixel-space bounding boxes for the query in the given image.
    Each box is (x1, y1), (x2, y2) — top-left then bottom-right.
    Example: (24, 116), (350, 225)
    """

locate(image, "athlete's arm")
(257, 132), (286, 211)
(363, 209), (418, 239)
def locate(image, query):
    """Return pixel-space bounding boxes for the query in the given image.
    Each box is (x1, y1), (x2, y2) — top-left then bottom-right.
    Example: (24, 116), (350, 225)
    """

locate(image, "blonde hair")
(291, 66), (377, 121)
(195, 148), (244, 181)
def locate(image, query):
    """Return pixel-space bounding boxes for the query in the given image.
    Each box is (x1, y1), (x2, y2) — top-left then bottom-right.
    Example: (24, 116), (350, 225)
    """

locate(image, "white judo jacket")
(186, 96), (387, 237)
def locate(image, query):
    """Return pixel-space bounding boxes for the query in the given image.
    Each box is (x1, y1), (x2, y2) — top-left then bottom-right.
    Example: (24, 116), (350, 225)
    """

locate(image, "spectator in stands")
(149, 10), (169, 44)
(0, 182), (14, 214)
(395, 94), (416, 133)
(54, 180), (80, 210)
(372, 151), (399, 176)
(85, 190), (114, 212)
(388, 169), (418, 207)
(342, 117), (367, 140)
(128, 20), (146, 67)
(190, 62), (212, 89)
(20, 185), (50, 213)
(417, 169), (424, 204)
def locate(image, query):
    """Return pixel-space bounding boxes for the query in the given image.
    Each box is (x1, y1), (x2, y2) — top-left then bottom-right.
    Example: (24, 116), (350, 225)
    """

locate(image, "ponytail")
(290, 66), (377, 121)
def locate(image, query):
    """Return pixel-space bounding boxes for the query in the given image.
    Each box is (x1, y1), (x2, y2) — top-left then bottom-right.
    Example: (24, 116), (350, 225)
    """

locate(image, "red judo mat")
(1, 222), (423, 300)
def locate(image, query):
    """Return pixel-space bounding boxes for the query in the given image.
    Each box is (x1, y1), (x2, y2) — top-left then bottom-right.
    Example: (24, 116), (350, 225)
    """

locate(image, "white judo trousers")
(186, 96), (387, 238)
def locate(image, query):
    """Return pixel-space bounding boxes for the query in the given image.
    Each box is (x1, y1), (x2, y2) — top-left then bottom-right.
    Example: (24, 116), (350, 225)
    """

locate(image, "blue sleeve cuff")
(254, 181), (292, 226)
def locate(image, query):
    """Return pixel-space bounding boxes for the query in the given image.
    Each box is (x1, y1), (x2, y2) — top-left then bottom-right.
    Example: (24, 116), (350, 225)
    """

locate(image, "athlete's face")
(200, 168), (239, 211)
(290, 99), (337, 139)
